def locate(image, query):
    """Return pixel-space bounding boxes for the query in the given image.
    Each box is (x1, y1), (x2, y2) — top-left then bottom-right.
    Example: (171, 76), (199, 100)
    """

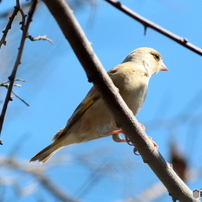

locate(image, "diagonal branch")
(42, 0), (199, 201)
(105, 0), (202, 56)
(0, 0), (38, 136)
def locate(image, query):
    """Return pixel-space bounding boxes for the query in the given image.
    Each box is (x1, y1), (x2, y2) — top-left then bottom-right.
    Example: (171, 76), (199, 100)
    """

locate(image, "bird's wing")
(68, 86), (100, 128)
(53, 86), (100, 140)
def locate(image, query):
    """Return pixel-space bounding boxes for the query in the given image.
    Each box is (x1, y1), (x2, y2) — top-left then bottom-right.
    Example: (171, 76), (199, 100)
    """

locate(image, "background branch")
(0, 156), (77, 202)
(0, 0), (38, 136)
(105, 0), (202, 56)
(0, 2), (19, 48)
(41, 0), (199, 201)
(0, 1), (32, 19)
(0, 79), (29, 106)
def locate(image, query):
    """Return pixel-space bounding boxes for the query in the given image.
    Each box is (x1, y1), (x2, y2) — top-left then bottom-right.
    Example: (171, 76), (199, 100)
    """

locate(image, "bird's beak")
(159, 61), (168, 71)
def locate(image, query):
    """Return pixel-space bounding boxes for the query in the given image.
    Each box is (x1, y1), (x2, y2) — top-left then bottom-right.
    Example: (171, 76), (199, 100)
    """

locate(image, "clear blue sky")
(1, 0), (202, 201)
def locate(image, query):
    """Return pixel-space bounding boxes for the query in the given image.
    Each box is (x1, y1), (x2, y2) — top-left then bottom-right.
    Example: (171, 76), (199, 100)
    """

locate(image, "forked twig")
(0, 79), (29, 106)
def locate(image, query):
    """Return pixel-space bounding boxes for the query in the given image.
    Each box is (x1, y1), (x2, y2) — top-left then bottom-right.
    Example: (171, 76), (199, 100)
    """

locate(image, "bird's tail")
(29, 140), (64, 164)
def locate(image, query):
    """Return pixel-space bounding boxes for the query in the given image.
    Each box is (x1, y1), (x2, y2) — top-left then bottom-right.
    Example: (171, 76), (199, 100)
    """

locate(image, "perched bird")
(30, 47), (168, 163)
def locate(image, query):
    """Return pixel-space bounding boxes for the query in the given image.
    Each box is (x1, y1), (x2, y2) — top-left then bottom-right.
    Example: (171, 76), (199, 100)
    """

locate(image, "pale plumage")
(30, 47), (168, 163)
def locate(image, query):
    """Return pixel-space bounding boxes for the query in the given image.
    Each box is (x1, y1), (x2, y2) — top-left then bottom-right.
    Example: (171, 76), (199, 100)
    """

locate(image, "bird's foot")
(109, 125), (158, 155)
(109, 123), (146, 144)
(133, 136), (158, 155)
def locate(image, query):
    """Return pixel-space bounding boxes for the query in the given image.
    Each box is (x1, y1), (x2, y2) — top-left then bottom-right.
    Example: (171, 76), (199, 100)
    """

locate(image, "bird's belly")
(73, 100), (117, 141)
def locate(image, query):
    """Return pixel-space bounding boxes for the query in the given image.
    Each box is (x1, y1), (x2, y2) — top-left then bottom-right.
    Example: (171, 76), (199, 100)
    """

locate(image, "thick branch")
(105, 0), (202, 56)
(42, 0), (198, 201)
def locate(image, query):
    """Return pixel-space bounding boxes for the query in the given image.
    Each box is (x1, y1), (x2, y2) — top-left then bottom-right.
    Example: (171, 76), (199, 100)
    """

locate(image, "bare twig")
(9, 90), (29, 106)
(0, 3), (19, 48)
(0, 0), (29, 48)
(0, 79), (29, 106)
(17, 0), (27, 30)
(0, 1), (32, 18)
(42, 0), (199, 201)
(27, 34), (53, 44)
(0, 78), (25, 85)
(0, 0), (38, 136)
(105, 0), (202, 56)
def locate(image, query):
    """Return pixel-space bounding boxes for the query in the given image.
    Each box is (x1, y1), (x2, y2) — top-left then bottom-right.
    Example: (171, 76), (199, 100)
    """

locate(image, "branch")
(0, 1), (32, 19)
(42, 0), (199, 201)
(0, 0), (38, 136)
(0, 156), (77, 202)
(0, 0), (29, 48)
(0, 3), (19, 48)
(121, 182), (167, 202)
(105, 0), (202, 56)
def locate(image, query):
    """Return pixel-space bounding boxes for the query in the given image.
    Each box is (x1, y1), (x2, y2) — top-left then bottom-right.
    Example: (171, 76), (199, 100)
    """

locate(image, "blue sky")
(1, 0), (202, 201)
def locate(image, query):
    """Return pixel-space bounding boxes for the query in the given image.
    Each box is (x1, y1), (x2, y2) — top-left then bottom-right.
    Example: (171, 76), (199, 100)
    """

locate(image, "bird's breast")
(119, 77), (148, 115)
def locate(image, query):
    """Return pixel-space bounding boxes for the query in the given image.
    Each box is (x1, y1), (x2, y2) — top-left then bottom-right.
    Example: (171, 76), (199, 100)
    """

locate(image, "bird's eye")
(153, 54), (160, 61)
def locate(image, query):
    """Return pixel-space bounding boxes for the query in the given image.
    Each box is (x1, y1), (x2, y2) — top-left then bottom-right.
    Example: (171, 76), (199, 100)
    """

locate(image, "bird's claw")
(131, 136), (158, 155)
(109, 125), (158, 155)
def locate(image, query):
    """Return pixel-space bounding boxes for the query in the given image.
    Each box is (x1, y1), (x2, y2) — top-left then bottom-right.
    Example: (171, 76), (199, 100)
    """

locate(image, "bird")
(30, 47), (168, 163)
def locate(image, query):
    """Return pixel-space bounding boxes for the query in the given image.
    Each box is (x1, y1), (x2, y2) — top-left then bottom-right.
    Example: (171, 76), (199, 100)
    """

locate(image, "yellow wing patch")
(74, 97), (95, 115)
(53, 86), (100, 140)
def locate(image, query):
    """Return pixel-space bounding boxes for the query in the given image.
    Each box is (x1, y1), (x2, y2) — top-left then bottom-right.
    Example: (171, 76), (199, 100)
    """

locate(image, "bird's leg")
(110, 130), (134, 146)
(112, 131), (126, 142)
(103, 129), (126, 142)
(108, 123), (158, 155)
(109, 123), (146, 144)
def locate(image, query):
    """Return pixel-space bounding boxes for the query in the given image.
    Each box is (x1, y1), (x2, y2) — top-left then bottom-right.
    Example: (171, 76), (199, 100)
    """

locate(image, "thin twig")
(0, 79), (25, 86)
(10, 90), (29, 106)
(17, 0), (27, 30)
(0, 1), (32, 18)
(0, 3), (19, 48)
(105, 0), (202, 56)
(0, 0), (38, 136)
(27, 34), (53, 44)
(0, 79), (29, 106)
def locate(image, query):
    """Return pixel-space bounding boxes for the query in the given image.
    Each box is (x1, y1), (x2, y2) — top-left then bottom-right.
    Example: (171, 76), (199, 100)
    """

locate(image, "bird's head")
(122, 47), (168, 76)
